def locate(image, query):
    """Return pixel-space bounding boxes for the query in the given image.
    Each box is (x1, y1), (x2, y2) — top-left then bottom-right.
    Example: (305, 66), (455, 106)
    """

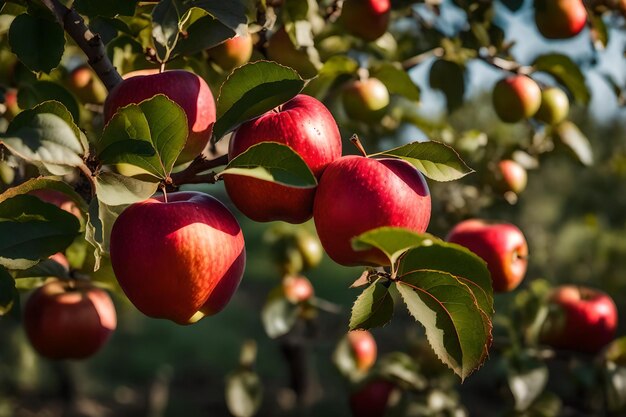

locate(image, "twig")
(169, 153), (229, 186)
(401, 47), (444, 70)
(478, 47), (534, 75)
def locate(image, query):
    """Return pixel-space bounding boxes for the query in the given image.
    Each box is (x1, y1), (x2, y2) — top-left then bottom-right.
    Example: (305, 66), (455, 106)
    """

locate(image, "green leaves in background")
(429, 59), (466, 113)
(261, 286), (300, 338)
(533, 54), (590, 105)
(213, 61), (305, 141)
(225, 369), (263, 417)
(0, 266), (17, 316)
(553, 121), (593, 166)
(349, 278), (394, 330)
(73, 0), (138, 18)
(18, 81), (80, 121)
(373, 140), (474, 182)
(371, 62), (420, 102)
(303, 56), (358, 98)
(221, 142), (317, 188)
(8, 13), (64, 73)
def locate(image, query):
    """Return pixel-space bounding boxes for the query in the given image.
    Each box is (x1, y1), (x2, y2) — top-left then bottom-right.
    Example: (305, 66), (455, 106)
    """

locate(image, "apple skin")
(3, 88), (20, 121)
(492, 75), (542, 123)
(497, 159), (528, 194)
(266, 27), (318, 79)
(67, 65), (107, 104)
(349, 379), (395, 417)
(535, 87), (570, 125)
(109, 191), (246, 325)
(224, 94), (342, 224)
(347, 330), (377, 372)
(103, 70), (216, 164)
(24, 280), (117, 360)
(283, 275), (314, 303)
(446, 219), (528, 293)
(313, 156), (431, 267)
(341, 0), (391, 42)
(342, 78), (390, 123)
(208, 32), (254, 71)
(540, 285), (618, 353)
(534, 0), (587, 39)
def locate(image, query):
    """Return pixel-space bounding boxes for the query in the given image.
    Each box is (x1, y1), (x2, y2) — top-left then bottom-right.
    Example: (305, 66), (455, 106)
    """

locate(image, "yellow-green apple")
(534, 0), (587, 39)
(67, 65), (107, 104)
(341, 0), (391, 42)
(497, 159), (528, 194)
(446, 219), (528, 292)
(104, 70), (216, 164)
(282, 275), (314, 303)
(208, 32), (254, 71)
(350, 379), (396, 417)
(535, 87), (570, 125)
(224, 94), (342, 224)
(24, 280), (117, 360)
(347, 330), (377, 372)
(313, 156), (431, 266)
(266, 27), (318, 79)
(342, 78), (390, 122)
(296, 231), (324, 270)
(30, 189), (82, 219)
(109, 191), (245, 324)
(492, 75), (541, 123)
(540, 285), (618, 353)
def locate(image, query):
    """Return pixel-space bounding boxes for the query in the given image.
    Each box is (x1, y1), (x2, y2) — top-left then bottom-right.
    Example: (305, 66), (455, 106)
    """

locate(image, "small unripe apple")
(447, 219), (528, 293)
(347, 330), (377, 372)
(313, 156), (431, 266)
(295, 232), (324, 270)
(224, 94), (342, 224)
(104, 70), (216, 164)
(67, 65), (107, 104)
(534, 0), (587, 39)
(24, 280), (117, 360)
(535, 87), (570, 125)
(208, 32), (254, 71)
(349, 379), (396, 417)
(109, 191), (246, 324)
(492, 75), (542, 123)
(341, 0), (391, 42)
(266, 27), (318, 79)
(497, 159), (528, 194)
(2, 88), (20, 121)
(282, 275), (314, 303)
(342, 78), (390, 123)
(540, 285), (618, 353)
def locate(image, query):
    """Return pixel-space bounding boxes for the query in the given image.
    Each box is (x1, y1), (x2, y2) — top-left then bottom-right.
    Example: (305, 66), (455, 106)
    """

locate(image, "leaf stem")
(77, 163), (96, 197)
(169, 153), (229, 186)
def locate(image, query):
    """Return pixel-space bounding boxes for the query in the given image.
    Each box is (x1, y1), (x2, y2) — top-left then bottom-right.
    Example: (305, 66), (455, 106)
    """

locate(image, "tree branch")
(401, 47), (444, 70)
(169, 153), (229, 187)
(39, 0), (123, 91)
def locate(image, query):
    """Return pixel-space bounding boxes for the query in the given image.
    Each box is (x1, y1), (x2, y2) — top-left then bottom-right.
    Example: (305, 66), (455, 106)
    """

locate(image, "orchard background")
(0, 0), (626, 416)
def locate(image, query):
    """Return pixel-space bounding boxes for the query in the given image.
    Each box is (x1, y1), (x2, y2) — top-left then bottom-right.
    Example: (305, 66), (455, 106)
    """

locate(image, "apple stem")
(350, 135), (368, 157)
(159, 62), (166, 73)
(161, 184), (169, 203)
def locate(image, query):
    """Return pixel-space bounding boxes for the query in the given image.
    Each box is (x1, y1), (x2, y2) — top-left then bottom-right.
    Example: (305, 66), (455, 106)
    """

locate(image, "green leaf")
(85, 197), (124, 271)
(377, 352), (428, 391)
(261, 286), (300, 338)
(151, 0), (185, 60)
(0, 266), (17, 316)
(192, 0), (248, 32)
(221, 142), (317, 188)
(213, 61), (305, 141)
(173, 14), (234, 55)
(507, 354), (549, 412)
(15, 257), (70, 280)
(73, 0), (138, 17)
(0, 194), (80, 269)
(532, 54), (590, 104)
(428, 59), (465, 113)
(98, 95), (188, 179)
(18, 81), (80, 123)
(373, 141), (474, 182)
(553, 121), (593, 166)
(303, 55), (358, 98)
(0, 176), (88, 213)
(8, 13), (64, 73)
(395, 270), (491, 380)
(352, 227), (434, 266)
(225, 369), (263, 417)
(95, 172), (158, 206)
(371, 62), (420, 102)
(349, 279), (394, 330)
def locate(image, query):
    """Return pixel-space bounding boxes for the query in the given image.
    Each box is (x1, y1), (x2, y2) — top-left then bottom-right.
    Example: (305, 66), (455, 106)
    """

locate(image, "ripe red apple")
(30, 189), (82, 219)
(266, 27), (318, 79)
(342, 78), (390, 123)
(208, 32), (254, 71)
(534, 0), (587, 39)
(104, 70), (216, 164)
(109, 191), (245, 324)
(224, 94), (342, 224)
(313, 156), (431, 266)
(497, 159), (528, 194)
(535, 87), (570, 125)
(24, 280), (117, 360)
(492, 75), (542, 123)
(67, 65), (107, 104)
(341, 0), (391, 42)
(446, 220), (528, 293)
(282, 275), (314, 303)
(347, 330), (377, 372)
(350, 379), (396, 417)
(540, 285), (618, 353)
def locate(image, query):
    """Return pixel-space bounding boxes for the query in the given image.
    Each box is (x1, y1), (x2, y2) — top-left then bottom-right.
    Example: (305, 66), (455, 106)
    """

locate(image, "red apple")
(282, 275), (314, 303)
(347, 330), (377, 372)
(67, 65), (107, 104)
(534, 0), (587, 39)
(266, 27), (318, 79)
(313, 155), (431, 266)
(3, 88), (20, 121)
(224, 94), (342, 224)
(497, 159), (528, 194)
(446, 219), (528, 293)
(341, 0), (391, 42)
(350, 379), (396, 417)
(342, 78), (390, 122)
(535, 87), (570, 125)
(30, 189), (82, 219)
(109, 191), (245, 324)
(103, 70), (216, 164)
(208, 32), (254, 71)
(492, 75), (542, 123)
(541, 285), (618, 353)
(24, 280), (117, 360)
